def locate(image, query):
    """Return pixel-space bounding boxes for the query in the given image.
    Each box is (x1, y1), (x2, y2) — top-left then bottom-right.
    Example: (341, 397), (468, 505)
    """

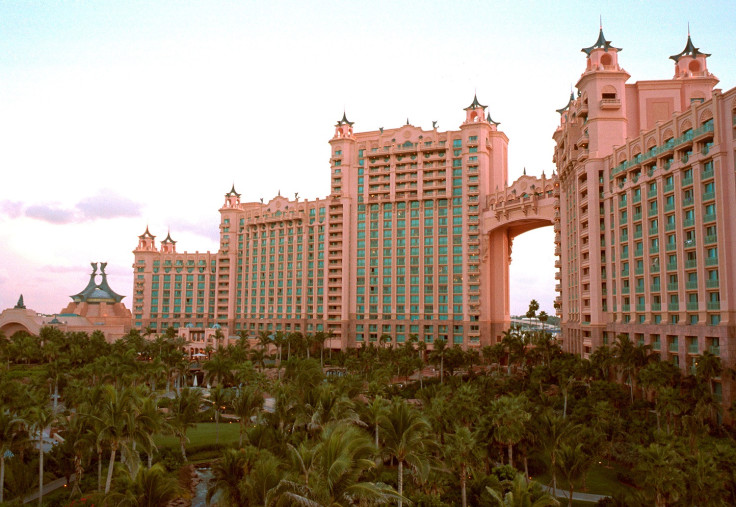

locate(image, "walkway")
(544, 486), (609, 503)
(21, 474), (75, 504)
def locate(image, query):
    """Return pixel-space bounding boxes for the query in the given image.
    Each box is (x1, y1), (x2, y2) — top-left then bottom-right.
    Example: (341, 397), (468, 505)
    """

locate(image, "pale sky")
(1, 1), (734, 317)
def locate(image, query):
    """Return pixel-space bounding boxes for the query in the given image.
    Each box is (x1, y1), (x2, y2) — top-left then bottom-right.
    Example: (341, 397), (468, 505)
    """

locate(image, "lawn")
(154, 422), (241, 449)
(534, 461), (635, 499)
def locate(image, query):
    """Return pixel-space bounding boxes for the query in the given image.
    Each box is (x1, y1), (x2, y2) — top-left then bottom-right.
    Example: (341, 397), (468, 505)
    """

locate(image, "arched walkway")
(479, 174), (559, 343)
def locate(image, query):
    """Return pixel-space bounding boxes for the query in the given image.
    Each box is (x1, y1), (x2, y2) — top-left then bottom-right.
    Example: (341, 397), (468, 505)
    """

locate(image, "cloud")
(77, 191), (141, 219)
(0, 190), (142, 224)
(25, 204), (77, 224)
(174, 217), (221, 242)
(0, 201), (23, 218)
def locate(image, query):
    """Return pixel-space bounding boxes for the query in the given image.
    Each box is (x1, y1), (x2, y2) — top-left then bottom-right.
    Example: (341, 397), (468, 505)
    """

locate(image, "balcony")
(683, 218), (695, 228)
(688, 343), (699, 354)
(636, 304), (646, 312)
(651, 303), (661, 311)
(683, 239), (696, 249)
(710, 345), (720, 356)
(685, 259), (697, 269)
(705, 257), (719, 267)
(669, 342), (679, 353)
(651, 283), (661, 292)
(687, 302), (699, 311)
(703, 213), (716, 223)
(651, 245), (660, 254)
(686, 281), (698, 290)
(707, 301), (721, 311)
(666, 262), (677, 271)
(682, 176), (694, 187)
(667, 282), (679, 291)
(666, 243), (677, 252)
(702, 167), (714, 180)
(622, 304), (630, 312)
(706, 279), (720, 289)
(622, 286), (630, 294)
(702, 191), (715, 202)
(600, 98), (622, 109)
(668, 303), (679, 311)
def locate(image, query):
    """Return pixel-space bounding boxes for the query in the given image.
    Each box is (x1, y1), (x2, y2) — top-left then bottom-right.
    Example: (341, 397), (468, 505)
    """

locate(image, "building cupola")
(581, 26), (622, 72)
(224, 184), (241, 208)
(136, 226), (157, 251)
(333, 111), (355, 139)
(463, 94), (487, 124)
(161, 230), (177, 254)
(670, 30), (712, 79)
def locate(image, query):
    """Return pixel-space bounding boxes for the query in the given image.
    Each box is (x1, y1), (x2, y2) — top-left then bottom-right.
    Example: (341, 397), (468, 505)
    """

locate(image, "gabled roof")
(581, 28), (621, 55)
(670, 35), (710, 62)
(464, 94), (487, 110)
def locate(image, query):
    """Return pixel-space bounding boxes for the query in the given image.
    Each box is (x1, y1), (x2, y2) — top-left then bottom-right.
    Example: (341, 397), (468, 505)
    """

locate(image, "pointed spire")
(581, 26), (621, 55)
(226, 184), (241, 198)
(465, 93), (488, 110)
(406, 118), (410, 125)
(162, 229), (176, 244)
(432, 121), (438, 129)
(486, 112), (500, 126)
(14, 294), (25, 309)
(669, 29), (710, 62)
(523, 167), (527, 175)
(138, 226), (155, 239)
(97, 262), (125, 303)
(71, 262), (100, 303)
(336, 111), (354, 126)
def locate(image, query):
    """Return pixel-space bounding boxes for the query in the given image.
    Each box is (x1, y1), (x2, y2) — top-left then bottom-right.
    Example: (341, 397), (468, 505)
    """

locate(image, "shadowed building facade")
(553, 29), (736, 401)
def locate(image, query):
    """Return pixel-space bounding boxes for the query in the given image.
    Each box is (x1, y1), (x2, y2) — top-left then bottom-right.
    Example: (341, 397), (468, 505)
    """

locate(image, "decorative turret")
(14, 294), (26, 309)
(224, 184), (241, 208)
(70, 262), (125, 304)
(136, 226), (157, 251)
(670, 31), (713, 79)
(333, 111), (354, 139)
(581, 27), (622, 72)
(161, 230), (177, 254)
(463, 93), (487, 124)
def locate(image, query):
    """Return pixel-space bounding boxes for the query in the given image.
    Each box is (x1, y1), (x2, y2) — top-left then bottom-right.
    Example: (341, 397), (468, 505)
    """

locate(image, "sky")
(1, 1), (735, 317)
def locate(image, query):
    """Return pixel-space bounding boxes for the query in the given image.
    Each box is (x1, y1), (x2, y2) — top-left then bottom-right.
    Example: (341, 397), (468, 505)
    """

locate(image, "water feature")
(191, 468), (212, 507)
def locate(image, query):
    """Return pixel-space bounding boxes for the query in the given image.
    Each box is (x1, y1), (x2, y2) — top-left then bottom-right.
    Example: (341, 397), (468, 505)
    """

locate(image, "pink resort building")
(133, 101), (559, 351)
(132, 27), (735, 401)
(554, 29), (736, 401)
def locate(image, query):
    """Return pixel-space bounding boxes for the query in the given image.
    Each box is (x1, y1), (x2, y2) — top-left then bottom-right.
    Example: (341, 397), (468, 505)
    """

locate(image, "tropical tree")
(94, 385), (138, 494)
(486, 473), (560, 507)
(379, 399), (433, 506)
(232, 385), (263, 447)
(203, 353), (233, 387)
(634, 442), (685, 507)
(168, 388), (203, 460)
(537, 412), (576, 497)
(430, 338), (447, 384)
(27, 402), (56, 506)
(209, 385), (229, 444)
(555, 442), (592, 507)
(491, 395), (531, 467)
(207, 447), (255, 506)
(0, 409), (22, 504)
(526, 299), (540, 329)
(695, 350), (722, 396)
(445, 425), (483, 507)
(106, 463), (180, 506)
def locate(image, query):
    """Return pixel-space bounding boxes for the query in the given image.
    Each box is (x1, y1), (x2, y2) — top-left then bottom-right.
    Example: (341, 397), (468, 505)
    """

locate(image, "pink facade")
(133, 100), (556, 348)
(554, 30), (736, 401)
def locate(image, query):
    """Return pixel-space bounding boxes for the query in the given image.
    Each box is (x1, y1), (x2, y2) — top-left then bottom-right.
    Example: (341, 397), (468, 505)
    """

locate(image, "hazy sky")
(1, 1), (734, 317)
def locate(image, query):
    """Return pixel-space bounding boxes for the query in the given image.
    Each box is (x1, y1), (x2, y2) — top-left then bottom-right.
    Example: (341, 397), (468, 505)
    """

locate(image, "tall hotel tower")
(554, 29), (736, 400)
(133, 99), (550, 349)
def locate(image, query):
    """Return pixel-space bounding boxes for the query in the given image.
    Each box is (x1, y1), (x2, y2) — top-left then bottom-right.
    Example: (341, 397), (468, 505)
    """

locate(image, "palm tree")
(445, 425), (483, 507)
(491, 395), (531, 467)
(634, 443), (685, 507)
(106, 463), (181, 506)
(430, 338), (447, 384)
(95, 385), (138, 494)
(203, 353), (233, 387)
(555, 442), (592, 507)
(232, 385), (263, 447)
(0, 409), (22, 504)
(379, 399), (433, 507)
(207, 447), (257, 505)
(538, 310), (549, 331)
(27, 403), (56, 506)
(362, 395), (389, 449)
(486, 473), (560, 507)
(537, 412), (576, 497)
(168, 388), (203, 460)
(526, 299), (540, 329)
(695, 350), (722, 396)
(209, 385), (229, 444)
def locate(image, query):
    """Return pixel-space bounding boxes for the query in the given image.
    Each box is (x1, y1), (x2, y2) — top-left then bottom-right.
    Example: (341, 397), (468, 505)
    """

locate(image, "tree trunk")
(440, 356), (444, 385)
(523, 456), (529, 484)
(216, 412), (220, 444)
(398, 460), (404, 507)
(180, 436), (187, 460)
(53, 381), (59, 412)
(105, 445), (117, 494)
(98, 449), (103, 491)
(551, 455), (557, 497)
(0, 455), (5, 504)
(460, 463), (467, 507)
(569, 485), (574, 507)
(38, 435), (44, 507)
(563, 391), (568, 418)
(507, 443), (514, 468)
(374, 425), (379, 449)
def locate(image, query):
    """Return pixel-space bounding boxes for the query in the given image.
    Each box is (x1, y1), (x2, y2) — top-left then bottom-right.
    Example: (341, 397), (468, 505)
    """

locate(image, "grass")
(534, 461), (634, 499)
(154, 422), (241, 449)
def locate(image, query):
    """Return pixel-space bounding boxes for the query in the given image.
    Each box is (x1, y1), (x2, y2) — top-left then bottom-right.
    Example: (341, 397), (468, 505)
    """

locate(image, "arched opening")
(600, 53), (613, 66)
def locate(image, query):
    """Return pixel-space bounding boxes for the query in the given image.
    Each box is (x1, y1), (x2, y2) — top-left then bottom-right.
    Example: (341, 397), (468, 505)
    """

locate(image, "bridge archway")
(479, 174), (559, 343)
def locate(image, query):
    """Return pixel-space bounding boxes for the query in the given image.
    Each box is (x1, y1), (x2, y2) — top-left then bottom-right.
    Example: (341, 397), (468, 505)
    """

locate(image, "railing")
(609, 121), (713, 179)
(707, 301), (721, 311)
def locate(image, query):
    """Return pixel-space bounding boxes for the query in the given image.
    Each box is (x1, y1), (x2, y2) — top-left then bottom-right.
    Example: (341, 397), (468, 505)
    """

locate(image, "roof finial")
(599, 14), (602, 30)
(688, 21), (690, 37)
(406, 117), (410, 125)
(523, 167), (527, 176)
